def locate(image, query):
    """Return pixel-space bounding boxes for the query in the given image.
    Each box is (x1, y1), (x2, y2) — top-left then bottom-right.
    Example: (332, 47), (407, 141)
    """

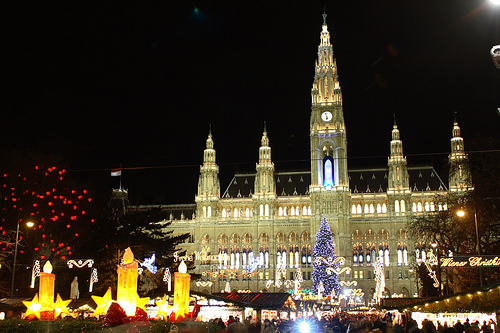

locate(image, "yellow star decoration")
(91, 287), (115, 316)
(22, 293), (71, 320)
(135, 292), (150, 312)
(23, 294), (42, 319)
(53, 294), (72, 318)
(155, 294), (170, 319)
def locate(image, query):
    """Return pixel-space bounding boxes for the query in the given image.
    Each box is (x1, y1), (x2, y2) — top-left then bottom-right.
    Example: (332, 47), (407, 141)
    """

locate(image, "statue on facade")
(70, 276), (79, 299)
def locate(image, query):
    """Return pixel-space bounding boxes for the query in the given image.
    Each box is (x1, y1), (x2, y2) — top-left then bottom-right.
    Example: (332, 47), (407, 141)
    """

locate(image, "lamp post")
(456, 208), (483, 287)
(10, 213), (34, 298)
(457, 208), (483, 287)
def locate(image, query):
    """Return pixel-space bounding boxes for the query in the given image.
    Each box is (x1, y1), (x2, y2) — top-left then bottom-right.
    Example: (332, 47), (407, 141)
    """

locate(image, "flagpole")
(119, 163), (122, 190)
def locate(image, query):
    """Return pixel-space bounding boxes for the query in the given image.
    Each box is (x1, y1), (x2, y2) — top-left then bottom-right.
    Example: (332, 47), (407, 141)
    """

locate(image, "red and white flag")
(111, 168), (122, 177)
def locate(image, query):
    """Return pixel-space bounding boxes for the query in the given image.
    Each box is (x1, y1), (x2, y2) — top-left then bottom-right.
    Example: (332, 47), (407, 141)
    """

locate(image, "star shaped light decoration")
(53, 294), (72, 318)
(155, 294), (171, 319)
(23, 294), (42, 319)
(135, 293), (150, 312)
(91, 287), (115, 316)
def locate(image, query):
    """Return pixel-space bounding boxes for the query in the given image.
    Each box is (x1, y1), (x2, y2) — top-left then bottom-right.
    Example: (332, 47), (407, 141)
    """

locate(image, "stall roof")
(211, 292), (290, 310)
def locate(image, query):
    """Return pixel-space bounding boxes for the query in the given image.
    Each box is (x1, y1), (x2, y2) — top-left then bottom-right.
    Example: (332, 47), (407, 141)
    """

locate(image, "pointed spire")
(392, 115), (400, 141)
(322, 9), (327, 26)
(261, 122), (269, 147)
(206, 126), (214, 150)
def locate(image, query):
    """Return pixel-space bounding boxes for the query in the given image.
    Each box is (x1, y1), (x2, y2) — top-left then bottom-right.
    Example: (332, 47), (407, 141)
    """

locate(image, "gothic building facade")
(133, 14), (473, 302)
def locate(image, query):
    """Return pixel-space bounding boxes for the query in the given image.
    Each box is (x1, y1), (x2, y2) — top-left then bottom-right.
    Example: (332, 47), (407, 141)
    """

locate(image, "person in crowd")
(454, 320), (465, 333)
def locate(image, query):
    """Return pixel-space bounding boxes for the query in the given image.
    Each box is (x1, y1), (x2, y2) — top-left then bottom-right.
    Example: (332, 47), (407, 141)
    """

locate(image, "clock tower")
(310, 12), (350, 257)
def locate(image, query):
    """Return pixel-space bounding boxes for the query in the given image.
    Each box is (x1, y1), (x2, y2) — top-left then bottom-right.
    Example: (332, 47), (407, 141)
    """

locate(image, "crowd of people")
(207, 312), (497, 333)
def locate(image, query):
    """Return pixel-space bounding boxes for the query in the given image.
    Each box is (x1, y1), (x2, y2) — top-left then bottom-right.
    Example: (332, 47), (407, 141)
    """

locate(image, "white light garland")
(424, 252), (440, 288)
(373, 256), (385, 303)
(30, 260), (40, 288)
(67, 259), (94, 269)
(89, 268), (98, 292)
(196, 281), (213, 287)
(163, 268), (171, 291)
(67, 259), (96, 293)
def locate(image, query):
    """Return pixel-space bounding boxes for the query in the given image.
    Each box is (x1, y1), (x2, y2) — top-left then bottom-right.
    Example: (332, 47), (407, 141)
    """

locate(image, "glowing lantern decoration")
(39, 261), (56, 319)
(116, 247), (139, 316)
(91, 247), (149, 320)
(173, 260), (191, 320)
(22, 260), (71, 321)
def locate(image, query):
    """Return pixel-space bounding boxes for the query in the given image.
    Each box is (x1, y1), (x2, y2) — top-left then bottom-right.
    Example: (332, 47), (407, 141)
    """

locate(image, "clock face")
(321, 111), (333, 122)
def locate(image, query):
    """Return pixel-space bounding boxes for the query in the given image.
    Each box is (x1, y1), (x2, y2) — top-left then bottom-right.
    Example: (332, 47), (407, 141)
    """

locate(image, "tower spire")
(449, 116), (473, 193)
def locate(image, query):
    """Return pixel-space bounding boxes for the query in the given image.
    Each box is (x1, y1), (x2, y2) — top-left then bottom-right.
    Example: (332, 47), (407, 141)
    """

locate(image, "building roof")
(222, 166), (448, 198)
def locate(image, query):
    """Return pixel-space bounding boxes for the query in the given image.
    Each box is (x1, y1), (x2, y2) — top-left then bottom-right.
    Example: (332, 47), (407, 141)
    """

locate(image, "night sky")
(3, 1), (500, 205)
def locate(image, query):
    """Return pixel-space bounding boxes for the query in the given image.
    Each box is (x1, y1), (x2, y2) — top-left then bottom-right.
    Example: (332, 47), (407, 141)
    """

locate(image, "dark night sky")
(2, 1), (500, 205)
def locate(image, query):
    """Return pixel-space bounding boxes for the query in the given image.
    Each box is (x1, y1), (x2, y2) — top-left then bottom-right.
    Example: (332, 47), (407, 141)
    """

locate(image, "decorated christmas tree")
(312, 217), (341, 296)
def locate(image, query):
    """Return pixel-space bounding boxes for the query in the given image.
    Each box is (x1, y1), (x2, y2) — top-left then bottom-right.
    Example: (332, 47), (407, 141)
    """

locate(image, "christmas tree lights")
(312, 217), (341, 296)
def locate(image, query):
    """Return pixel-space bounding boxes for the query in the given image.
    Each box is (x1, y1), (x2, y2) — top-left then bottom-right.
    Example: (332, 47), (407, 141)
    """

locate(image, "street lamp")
(456, 208), (483, 287)
(10, 213), (34, 298)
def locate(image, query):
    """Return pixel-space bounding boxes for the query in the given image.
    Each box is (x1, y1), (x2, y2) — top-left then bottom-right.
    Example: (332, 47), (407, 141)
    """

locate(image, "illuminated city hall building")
(137, 14), (472, 302)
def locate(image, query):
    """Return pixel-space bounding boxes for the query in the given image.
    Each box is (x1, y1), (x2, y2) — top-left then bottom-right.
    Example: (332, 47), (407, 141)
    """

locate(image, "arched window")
(369, 204), (375, 214)
(395, 200), (400, 213)
(208, 206), (212, 217)
(234, 208), (238, 218)
(296, 206), (300, 215)
(259, 205), (264, 216)
(357, 204), (362, 214)
(307, 206), (312, 215)
(352, 205), (357, 214)
(302, 206), (307, 215)
(276, 232), (285, 243)
(289, 232), (299, 243)
(301, 231), (311, 243)
(382, 204), (387, 213)
(203, 206), (207, 218)
(279, 207), (283, 216)
(412, 203), (417, 212)
(401, 200), (406, 212)
(364, 204), (369, 214)
(222, 209), (227, 218)
(424, 202), (430, 212)
(301, 245), (312, 265)
(291, 207), (295, 216)
(323, 156), (335, 189)
(230, 233), (240, 244)
(201, 234), (210, 244)
(265, 204), (269, 217)
(377, 204), (382, 213)
(417, 202), (423, 212)
(246, 208), (251, 217)
(430, 202), (435, 211)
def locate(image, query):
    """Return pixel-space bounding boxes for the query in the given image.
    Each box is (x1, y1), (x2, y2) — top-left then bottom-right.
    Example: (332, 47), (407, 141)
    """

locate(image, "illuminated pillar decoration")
(89, 268), (98, 292)
(30, 260), (40, 289)
(173, 260), (191, 320)
(373, 256), (385, 304)
(116, 247), (139, 316)
(294, 267), (303, 294)
(163, 268), (172, 291)
(39, 261), (56, 320)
